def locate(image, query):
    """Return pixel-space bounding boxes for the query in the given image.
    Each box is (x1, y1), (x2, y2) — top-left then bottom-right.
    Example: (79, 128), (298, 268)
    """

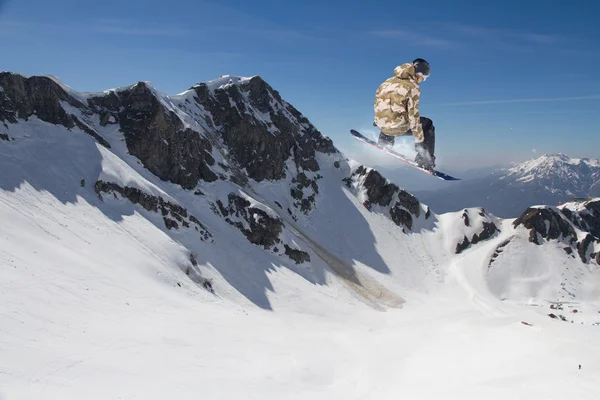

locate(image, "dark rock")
(577, 234), (594, 263)
(164, 217), (179, 230)
(88, 91), (121, 112)
(564, 247), (573, 255)
(289, 173), (320, 213)
(0, 133), (9, 141)
(396, 190), (420, 218)
(548, 313), (558, 319)
(0, 73), (83, 127)
(514, 207), (577, 245)
(118, 82), (217, 189)
(456, 236), (471, 254)
(218, 193), (283, 249)
(596, 252), (600, 264)
(191, 76), (336, 183)
(390, 206), (413, 230)
(334, 161), (340, 168)
(284, 244), (311, 264)
(462, 210), (470, 227)
(347, 166), (422, 229)
(489, 238), (512, 268)
(472, 222), (498, 245)
(95, 180), (211, 240)
(562, 200), (600, 239)
(425, 206), (431, 219)
(456, 220), (499, 254)
(290, 188), (303, 200)
(203, 279), (214, 293)
(80, 179), (85, 187)
(362, 169), (397, 207)
(300, 197), (314, 214)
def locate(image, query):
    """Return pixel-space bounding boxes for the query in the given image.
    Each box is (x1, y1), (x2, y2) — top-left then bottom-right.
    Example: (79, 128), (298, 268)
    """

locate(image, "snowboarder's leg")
(415, 117), (436, 170)
(421, 117), (435, 158)
(377, 131), (395, 149)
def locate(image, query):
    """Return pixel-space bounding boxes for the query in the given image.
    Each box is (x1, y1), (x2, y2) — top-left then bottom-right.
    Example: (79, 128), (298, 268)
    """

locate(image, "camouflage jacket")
(373, 63), (423, 142)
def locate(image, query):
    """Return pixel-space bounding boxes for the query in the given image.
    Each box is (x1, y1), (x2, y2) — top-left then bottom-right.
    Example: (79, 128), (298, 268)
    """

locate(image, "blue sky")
(1, 0), (600, 178)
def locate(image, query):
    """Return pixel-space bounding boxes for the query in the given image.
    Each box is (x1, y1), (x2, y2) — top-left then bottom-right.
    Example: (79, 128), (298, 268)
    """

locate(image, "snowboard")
(350, 129), (460, 181)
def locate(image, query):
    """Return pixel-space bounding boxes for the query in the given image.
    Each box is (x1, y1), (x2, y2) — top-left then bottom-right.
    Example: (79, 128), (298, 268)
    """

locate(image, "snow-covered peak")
(505, 152), (600, 186)
(176, 75), (255, 96)
(558, 197), (600, 212)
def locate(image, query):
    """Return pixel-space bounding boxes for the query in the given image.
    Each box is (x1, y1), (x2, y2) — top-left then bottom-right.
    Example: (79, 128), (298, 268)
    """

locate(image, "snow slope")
(1, 75), (600, 399)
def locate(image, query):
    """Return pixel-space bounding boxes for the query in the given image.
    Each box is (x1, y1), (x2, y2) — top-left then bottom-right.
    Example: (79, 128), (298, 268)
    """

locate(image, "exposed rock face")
(95, 180), (212, 241)
(191, 77), (336, 183)
(456, 221), (498, 254)
(0, 73), (83, 127)
(216, 193), (310, 263)
(217, 193), (283, 248)
(284, 244), (311, 264)
(561, 199), (600, 238)
(513, 207), (577, 245)
(290, 172), (321, 214)
(488, 238), (512, 268)
(117, 82), (217, 189)
(577, 234), (595, 263)
(513, 204), (600, 263)
(345, 166), (421, 230)
(0, 73), (111, 147)
(455, 208), (500, 254)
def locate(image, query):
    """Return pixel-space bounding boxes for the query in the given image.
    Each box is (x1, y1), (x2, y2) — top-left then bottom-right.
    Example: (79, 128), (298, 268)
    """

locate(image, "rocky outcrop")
(95, 180), (212, 241)
(488, 238), (512, 268)
(456, 221), (499, 254)
(284, 244), (311, 264)
(513, 204), (600, 263)
(0, 73), (83, 127)
(117, 82), (218, 190)
(290, 172), (321, 214)
(217, 193), (283, 248)
(0, 73), (111, 148)
(560, 199), (600, 239)
(455, 208), (500, 254)
(346, 166), (421, 230)
(513, 207), (577, 245)
(577, 234), (595, 263)
(216, 193), (310, 263)
(191, 77), (336, 183)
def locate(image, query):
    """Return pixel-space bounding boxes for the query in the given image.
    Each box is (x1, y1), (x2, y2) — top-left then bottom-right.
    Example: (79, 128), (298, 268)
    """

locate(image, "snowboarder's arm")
(407, 88), (424, 142)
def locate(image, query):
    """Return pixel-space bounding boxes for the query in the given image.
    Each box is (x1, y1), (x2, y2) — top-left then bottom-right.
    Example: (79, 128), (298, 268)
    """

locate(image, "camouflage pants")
(379, 117), (435, 156)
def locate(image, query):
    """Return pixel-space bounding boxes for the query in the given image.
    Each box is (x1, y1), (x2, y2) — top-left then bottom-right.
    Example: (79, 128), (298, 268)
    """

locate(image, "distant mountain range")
(416, 153), (600, 218)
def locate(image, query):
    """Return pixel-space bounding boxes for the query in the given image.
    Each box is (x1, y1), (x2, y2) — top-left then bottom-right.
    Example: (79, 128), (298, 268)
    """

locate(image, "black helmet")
(413, 58), (430, 76)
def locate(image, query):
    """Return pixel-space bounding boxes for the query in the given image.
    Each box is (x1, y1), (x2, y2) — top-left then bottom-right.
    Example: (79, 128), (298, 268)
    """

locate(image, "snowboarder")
(374, 58), (436, 170)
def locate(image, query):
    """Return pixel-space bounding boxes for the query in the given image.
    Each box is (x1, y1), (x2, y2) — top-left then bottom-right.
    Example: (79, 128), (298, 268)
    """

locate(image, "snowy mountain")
(2, 72), (600, 399)
(416, 153), (600, 218)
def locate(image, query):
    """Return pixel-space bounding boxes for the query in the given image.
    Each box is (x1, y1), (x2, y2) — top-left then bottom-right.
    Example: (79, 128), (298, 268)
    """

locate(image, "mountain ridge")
(416, 152), (600, 218)
(2, 70), (600, 399)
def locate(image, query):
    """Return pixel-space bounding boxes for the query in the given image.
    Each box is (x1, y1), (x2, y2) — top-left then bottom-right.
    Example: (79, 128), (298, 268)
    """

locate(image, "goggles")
(417, 72), (429, 82)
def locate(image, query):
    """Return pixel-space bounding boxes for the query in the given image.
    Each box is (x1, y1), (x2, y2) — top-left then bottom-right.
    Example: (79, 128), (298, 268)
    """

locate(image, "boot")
(415, 117), (436, 170)
(377, 132), (395, 149)
(415, 142), (435, 171)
